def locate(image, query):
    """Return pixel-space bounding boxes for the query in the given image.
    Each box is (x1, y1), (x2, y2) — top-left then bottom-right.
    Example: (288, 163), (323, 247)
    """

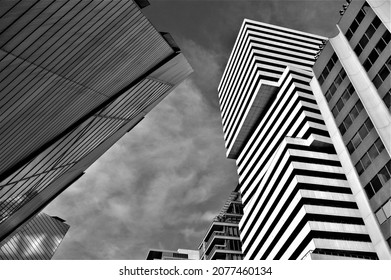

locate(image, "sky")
(45, 0), (344, 259)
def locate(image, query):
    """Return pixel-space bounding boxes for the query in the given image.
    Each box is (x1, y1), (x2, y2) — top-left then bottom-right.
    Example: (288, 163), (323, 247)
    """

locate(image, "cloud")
(46, 73), (238, 259)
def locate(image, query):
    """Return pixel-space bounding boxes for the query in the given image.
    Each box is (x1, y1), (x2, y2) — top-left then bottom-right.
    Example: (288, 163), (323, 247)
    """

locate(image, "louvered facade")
(0, 0), (192, 244)
(218, 19), (380, 259)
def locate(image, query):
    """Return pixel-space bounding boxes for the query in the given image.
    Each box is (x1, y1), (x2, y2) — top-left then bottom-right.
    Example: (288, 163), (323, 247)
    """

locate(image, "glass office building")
(0, 0), (192, 248)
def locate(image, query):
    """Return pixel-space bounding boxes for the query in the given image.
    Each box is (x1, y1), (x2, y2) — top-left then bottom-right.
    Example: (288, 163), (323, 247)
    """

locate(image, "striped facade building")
(0, 212), (69, 260)
(218, 13), (386, 259)
(0, 0), (192, 250)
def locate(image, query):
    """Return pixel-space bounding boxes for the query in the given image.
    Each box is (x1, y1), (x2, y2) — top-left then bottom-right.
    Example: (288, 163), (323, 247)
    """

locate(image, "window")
(364, 160), (391, 199)
(372, 56), (391, 89)
(354, 16), (382, 57)
(354, 138), (385, 175)
(338, 100), (364, 135)
(383, 89), (391, 110)
(318, 53), (338, 85)
(324, 69), (346, 100)
(345, 6), (367, 41)
(331, 84), (356, 117)
(346, 118), (374, 154)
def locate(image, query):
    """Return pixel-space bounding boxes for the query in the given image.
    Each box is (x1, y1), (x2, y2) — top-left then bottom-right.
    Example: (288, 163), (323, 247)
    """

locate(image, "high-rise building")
(146, 249), (199, 260)
(0, 0), (192, 247)
(0, 212), (69, 260)
(218, 0), (390, 259)
(198, 189), (244, 260)
(311, 0), (390, 259)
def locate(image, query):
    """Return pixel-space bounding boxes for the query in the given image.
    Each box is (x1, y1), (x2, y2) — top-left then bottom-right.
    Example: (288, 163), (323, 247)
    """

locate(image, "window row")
(364, 160), (391, 199)
(347, 118), (374, 154)
(338, 100), (364, 135)
(375, 199), (391, 225)
(331, 83), (355, 117)
(345, 3), (367, 41)
(325, 69), (347, 101)
(372, 56), (391, 89)
(353, 16), (382, 56)
(355, 138), (385, 176)
(363, 30), (390, 71)
(318, 53), (338, 85)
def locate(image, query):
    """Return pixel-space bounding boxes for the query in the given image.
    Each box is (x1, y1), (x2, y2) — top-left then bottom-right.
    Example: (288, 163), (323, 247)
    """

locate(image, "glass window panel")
(341, 90), (351, 103)
(375, 39), (387, 54)
(334, 75), (343, 87)
(371, 176), (383, 192)
(348, 84), (355, 94)
(339, 123), (347, 135)
(365, 118), (374, 131)
(383, 201), (391, 219)
(350, 106), (359, 119)
(329, 83), (337, 95)
(363, 59), (372, 71)
(383, 30), (390, 43)
(375, 138), (385, 153)
(378, 166), (391, 185)
(368, 50), (379, 63)
(359, 35), (369, 49)
(355, 161), (364, 175)
(344, 114), (353, 128)
(331, 53), (338, 63)
(375, 209), (387, 224)
(336, 98), (344, 111)
(352, 133), (362, 149)
(383, 92), (391, 109)
(351, 18), (360, 31)
(379, 65), (390, 81)
(347, 141), (355, 154)
(365, 24), (376, 39)
(332, 106), (339, 117)
(372, 16), (381, 29)
(326, 91), (332, 102)
(358, 125), (369, 139)
(373, 75), (382, 88)
(367, 144), (379, 161)
(364, 183), (375, 199)
(318, 75), (324, 85)
(357, 9), (365, 21)
(361, 153), (371, 169)
(356, 100), (364, 112)
(326, 60), (334, 72)
(354, 44), (363, 56)
(346, 29), (353, 40)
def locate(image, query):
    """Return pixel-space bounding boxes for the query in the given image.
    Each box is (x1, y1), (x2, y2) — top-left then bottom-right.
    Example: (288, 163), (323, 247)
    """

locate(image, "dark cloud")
(46, 0), (343, 259)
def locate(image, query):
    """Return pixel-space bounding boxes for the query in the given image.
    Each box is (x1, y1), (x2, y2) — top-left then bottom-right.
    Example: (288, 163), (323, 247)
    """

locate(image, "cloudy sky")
(45, 0), (344, 259)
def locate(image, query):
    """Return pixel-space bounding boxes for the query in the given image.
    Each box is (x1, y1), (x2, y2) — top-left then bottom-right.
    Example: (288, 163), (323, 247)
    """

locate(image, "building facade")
(198, 190), (244, 260)
(0, 0), (192, 247)
(311, 0), (390, 259)
(146, 249), (199, 260)
(0, 212), (69, 260)
(218, 4), (389, 259)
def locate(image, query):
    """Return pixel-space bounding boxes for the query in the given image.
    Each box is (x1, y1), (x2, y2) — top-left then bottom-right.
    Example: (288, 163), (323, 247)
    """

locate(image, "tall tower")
(218, 19), (380, 259)
(0, 212), (69, 259)
(0, 0), (192, 245)
(311, 0), (390, 259)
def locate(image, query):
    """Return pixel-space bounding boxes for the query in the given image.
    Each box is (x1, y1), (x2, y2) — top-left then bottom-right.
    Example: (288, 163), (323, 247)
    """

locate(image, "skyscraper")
(0, 212), (69, 260)
(311, 0), (390, 259)
(0, 0), (192, 247)
(218, 0), (390, 259)
(198, 189), (243, 260)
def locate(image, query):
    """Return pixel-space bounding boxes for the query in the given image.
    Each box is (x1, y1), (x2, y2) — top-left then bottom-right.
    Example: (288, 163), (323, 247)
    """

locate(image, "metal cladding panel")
(217, 19), (326, 159)
(0, 212), (69, 260)
(0, 0), (174, 178)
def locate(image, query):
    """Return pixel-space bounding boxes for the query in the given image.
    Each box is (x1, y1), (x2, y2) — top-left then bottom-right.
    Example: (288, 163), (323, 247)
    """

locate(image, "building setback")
(0, 212), (69, 260)
(198, 189), (244, 260)
(218, 1), (389, 259)
(0, 0), (192, 248)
